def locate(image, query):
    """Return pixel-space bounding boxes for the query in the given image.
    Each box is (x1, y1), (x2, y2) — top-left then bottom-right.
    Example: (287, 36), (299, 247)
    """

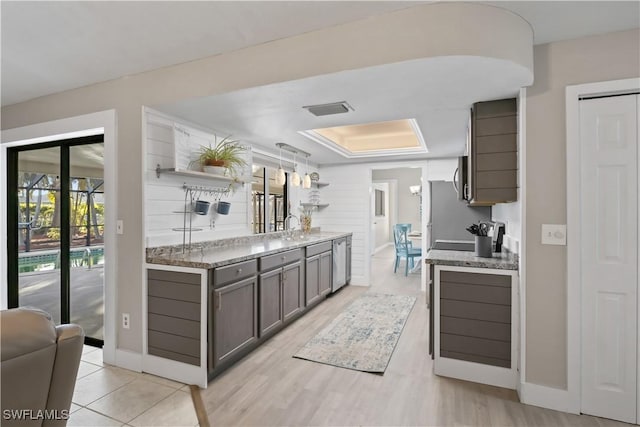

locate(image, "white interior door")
(580, 94), (638, 424)
(372, 182), (389, 252)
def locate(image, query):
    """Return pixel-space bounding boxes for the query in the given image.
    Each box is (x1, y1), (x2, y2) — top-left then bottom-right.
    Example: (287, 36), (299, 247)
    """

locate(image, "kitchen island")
(426, 249), (519, 389)
(144, 231), (352, 387)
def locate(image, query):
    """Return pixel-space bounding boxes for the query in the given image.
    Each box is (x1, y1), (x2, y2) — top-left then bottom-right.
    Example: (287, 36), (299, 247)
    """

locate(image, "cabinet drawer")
(214, 259), (258, 288)
(260, 249), (302, 271)
(306, 241), (331, 257)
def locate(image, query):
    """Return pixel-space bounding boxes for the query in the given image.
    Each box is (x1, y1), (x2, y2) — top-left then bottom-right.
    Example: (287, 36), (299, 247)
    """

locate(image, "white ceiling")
(1, 1), (417, 106)
(2, 1), (638, 164)
(156, 55), (531, 163)
(2, 1), (638, 107)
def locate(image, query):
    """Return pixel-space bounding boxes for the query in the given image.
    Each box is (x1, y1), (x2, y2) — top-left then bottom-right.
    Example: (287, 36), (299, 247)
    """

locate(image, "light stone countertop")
(146, 231), (352, 269)
(425, 249), (518, 271)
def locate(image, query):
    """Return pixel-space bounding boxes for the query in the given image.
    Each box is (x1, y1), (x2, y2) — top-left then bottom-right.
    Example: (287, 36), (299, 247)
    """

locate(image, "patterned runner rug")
(293, 292), (416, 374)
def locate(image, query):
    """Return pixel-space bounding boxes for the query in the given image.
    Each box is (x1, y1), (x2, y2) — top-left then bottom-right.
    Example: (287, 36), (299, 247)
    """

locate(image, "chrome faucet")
(284, 214), (300, 232)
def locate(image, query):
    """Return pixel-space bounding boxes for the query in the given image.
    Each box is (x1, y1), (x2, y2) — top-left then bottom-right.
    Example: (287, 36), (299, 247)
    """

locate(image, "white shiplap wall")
(313, 165), (371, 285)
(144, 110), (251, 247)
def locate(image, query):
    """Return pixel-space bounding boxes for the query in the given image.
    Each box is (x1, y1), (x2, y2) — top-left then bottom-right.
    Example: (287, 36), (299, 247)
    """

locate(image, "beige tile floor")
(69, 346), (199, 427)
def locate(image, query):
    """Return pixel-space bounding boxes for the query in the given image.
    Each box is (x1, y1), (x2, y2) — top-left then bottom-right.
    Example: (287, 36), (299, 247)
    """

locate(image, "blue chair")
(394, 223), (413, 249)
(393, 224), (422, 276)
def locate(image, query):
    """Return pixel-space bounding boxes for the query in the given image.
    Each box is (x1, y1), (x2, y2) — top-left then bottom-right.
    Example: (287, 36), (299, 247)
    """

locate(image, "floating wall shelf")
(301, 203), (330, 209)
(155, 165), (246, 184)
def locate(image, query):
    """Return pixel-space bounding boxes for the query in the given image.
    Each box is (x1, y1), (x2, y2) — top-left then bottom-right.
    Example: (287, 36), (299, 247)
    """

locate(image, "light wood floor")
(200, 246), (630, 426)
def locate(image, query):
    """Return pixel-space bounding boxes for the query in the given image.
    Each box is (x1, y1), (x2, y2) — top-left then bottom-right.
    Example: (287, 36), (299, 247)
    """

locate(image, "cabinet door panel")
(319, 251), (332, 296)
(213, 276), (258, 366)
(282, 261), (302, 321)
(305, 255), (320, 305)
(259, 269), (283, 336)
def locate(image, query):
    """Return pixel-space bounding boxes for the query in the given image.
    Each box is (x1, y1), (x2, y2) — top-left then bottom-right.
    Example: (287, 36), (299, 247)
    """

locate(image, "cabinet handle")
(237, 268), (242, 275)
(217, 292), (222, 311)
(281, 256), (286, 261)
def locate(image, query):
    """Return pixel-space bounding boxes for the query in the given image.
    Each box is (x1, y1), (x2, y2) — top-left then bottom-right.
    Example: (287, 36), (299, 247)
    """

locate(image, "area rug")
(293, 293), (416, 374)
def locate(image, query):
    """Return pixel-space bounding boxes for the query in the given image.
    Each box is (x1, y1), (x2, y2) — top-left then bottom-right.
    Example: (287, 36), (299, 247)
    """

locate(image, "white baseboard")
(115, 349), (143, 372)
(373, 242), (392, 254)
(348, 276), (369, 286)
(143, 354), (208, 388)
(518, 382), (579, 414)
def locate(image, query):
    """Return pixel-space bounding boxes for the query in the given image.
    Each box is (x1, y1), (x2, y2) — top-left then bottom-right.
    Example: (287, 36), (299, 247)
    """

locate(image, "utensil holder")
(475, 236), (492, 258)
(216, 201), (231, 215)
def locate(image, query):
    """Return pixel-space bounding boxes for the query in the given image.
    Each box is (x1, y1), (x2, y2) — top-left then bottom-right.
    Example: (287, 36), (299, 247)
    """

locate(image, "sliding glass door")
(7, 135), (105, 346)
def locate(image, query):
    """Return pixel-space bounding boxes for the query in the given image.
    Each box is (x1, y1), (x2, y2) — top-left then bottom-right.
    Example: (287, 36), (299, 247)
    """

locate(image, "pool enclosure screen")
(7, 135), (105, 345)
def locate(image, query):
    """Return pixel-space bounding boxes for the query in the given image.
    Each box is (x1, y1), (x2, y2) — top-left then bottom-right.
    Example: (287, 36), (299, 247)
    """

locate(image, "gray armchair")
(1, 307), (84, 427)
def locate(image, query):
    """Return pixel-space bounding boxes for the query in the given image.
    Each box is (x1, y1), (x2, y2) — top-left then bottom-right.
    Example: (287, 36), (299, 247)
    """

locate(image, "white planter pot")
(203, 166), (226, 175)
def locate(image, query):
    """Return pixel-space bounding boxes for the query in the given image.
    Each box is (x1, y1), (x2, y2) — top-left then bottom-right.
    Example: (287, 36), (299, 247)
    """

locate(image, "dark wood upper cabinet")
(467, 98), (518, 206)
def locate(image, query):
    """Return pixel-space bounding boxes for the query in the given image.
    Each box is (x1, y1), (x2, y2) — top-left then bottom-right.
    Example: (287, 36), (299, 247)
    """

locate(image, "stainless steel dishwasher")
(332, 237), (347, 292)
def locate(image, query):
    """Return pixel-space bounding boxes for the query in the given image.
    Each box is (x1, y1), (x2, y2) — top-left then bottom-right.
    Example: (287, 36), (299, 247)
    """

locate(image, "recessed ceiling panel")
(302, 119), (426, 158)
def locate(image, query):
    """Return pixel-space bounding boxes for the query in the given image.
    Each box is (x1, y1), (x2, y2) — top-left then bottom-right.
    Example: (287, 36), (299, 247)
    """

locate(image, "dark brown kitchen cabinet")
(467, 98), (518, 205)
(305, 248), (332, 306)
(259, 260), (303, 336)
(210, 275), (258, 369)
(282, 261), (303, 321)
(319, 251), (332, 296)
(305, 254), (321, 305)
(259, 269), (282, 336)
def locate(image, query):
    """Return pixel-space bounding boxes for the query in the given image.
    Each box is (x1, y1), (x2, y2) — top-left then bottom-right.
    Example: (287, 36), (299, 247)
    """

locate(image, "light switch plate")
(541, 224), (566, 245)
(116, 220), (124, 235)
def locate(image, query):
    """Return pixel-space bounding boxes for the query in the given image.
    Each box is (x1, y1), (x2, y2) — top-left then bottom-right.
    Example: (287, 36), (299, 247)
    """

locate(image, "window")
(375, 189), (385, 216)
(251, 165), (288, 233)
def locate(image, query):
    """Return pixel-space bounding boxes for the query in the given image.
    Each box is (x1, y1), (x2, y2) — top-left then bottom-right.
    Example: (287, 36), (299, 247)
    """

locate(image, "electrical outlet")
(122, 313), (130, 329)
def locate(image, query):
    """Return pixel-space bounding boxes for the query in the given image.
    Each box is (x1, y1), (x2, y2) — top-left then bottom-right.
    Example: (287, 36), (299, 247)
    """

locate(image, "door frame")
(566, 78), (640, 416)
(1, 110), (117, 365)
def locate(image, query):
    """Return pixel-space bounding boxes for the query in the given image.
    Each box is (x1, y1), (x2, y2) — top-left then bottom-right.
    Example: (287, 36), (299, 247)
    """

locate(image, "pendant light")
(275, 145), (286, 186)
(291, 152), (301, 187)
(303, 155), (312, 189)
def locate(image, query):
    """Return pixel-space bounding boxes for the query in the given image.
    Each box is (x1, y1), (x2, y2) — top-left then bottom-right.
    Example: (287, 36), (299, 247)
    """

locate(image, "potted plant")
(194, 135), (247, 177)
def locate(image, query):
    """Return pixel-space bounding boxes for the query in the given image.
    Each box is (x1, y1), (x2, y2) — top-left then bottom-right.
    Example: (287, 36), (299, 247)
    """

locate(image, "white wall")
(144, 110), (252, 246)
(525, 29), (639, 390)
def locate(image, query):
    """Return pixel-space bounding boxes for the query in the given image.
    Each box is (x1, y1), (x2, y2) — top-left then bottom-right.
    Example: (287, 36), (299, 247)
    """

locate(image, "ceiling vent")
(302, 101), (353, 117)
